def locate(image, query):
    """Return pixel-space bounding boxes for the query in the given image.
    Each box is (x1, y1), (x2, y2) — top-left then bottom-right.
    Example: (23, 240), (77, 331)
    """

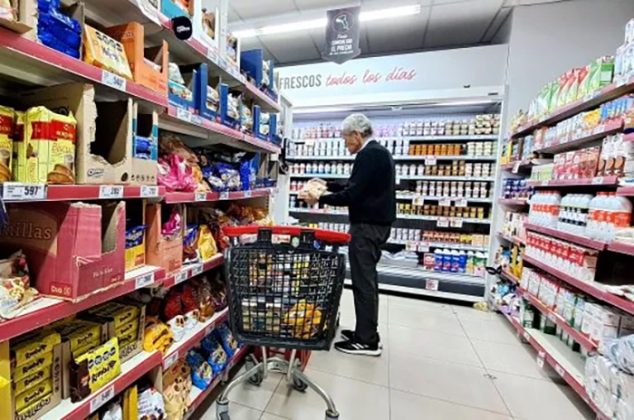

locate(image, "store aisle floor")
(199, 290), (594, 420)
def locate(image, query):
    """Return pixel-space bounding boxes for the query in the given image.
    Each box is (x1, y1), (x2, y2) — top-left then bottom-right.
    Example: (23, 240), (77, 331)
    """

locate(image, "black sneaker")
(340, 329), (383, 349)
(334, 339), (382, 357)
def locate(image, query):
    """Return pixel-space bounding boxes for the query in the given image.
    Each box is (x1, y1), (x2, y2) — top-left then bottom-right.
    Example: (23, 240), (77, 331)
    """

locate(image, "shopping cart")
(216, 226), (350, 420)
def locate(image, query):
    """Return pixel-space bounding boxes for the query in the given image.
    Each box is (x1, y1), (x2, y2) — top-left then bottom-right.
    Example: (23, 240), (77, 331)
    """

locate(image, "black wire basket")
(224, 226), (349, 350)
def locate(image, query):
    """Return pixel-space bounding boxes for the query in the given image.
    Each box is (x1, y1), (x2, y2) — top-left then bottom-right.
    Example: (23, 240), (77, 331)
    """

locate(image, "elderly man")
(301, 113), (395, 356)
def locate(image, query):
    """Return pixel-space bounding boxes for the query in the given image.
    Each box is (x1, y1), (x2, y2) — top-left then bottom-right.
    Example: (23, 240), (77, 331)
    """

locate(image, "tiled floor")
(199, 290), (594, 420)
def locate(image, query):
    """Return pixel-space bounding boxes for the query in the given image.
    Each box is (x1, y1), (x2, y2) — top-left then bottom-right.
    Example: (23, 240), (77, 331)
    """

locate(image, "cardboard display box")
(20, 83), (141, 185)
(168, 64), (197, 113)
(193, 0), (221, 55)
(0, 0), (35, 34)
(240, 49), (277, 100)
(105, 22), (169, 96)
(219, 84), (240, 130)
(192, 63), (221, 121)
(0, 201), (126, 300)
(146, 202), (183, 273)
(131, 102), (158, 185)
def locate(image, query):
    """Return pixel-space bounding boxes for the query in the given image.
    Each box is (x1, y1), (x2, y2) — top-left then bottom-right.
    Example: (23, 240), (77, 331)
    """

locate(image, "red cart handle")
(223, 225), (351, 244)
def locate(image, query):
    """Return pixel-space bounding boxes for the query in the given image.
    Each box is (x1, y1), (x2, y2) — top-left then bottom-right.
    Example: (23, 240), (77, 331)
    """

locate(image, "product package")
(186, 350), (213, 390)
(69, 337), (121, 402)
(83, 25), (132, 79)
(0, 250), (37, 320)
(0, 105), (14, 182)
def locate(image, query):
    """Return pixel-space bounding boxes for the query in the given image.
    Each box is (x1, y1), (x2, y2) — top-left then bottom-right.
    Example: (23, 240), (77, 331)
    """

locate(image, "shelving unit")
(0, 1), (286, 417)
(494, 67), (634, 420)
(286, 99), (502, 301)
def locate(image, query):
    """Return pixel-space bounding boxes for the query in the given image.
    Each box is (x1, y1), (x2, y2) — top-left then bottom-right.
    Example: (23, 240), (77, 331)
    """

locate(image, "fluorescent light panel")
(233, 5), (421, 38)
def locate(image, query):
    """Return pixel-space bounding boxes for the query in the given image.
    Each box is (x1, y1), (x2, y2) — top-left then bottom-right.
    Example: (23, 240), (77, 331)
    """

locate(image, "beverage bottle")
(450, 250), (460, 273)
(466, 251), (475, 275)
(607, 194), (633, 241)
(458, 251), (467, 273)
(434, 250), (443, 272)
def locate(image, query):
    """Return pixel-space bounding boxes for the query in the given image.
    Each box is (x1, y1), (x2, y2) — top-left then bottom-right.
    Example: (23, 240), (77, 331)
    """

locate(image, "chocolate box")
(0, 201), (126, 300)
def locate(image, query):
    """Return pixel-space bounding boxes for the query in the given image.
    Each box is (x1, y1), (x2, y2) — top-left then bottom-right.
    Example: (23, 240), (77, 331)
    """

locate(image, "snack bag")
(143, 317), (174, 354)
(197, 225), (218, 261)
(0, 105), (14, 182)
(201, 334), (227, 376)
(138, 387), (166, 420)
(70, 337), (121, 401)
(214, 323), (239, 357)
(183, 224), (200, 263)
(0, 250), (37, 319)
(284, 300), (323, 339)
(186, 350), (213, 390)
(15, 106), (76, 184)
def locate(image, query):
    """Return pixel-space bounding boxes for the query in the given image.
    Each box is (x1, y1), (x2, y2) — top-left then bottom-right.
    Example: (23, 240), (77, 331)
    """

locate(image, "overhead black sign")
(321, 6), (361, 64)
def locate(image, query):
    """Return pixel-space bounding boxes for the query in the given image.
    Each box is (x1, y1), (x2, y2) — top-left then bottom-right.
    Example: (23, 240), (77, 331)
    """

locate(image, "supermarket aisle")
(199, 290), (593, 420)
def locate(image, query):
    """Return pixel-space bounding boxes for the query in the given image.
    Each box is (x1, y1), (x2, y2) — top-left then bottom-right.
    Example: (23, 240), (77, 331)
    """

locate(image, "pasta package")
(14, 106), (76, 184)
(0, 105), (14, 182)
(70, 337), (121, 402)
(83, 25), (132, 80)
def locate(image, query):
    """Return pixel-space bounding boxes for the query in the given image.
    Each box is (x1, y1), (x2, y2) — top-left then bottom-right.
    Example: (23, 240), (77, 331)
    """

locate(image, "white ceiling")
(228, 0), (569, 65)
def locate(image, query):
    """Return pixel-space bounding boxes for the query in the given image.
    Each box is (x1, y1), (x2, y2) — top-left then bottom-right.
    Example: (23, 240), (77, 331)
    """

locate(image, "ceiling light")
(233, 5), (422, 39)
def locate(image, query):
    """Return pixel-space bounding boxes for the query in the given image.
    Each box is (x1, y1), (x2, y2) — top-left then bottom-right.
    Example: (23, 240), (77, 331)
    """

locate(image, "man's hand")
(299, 190), (319, 206)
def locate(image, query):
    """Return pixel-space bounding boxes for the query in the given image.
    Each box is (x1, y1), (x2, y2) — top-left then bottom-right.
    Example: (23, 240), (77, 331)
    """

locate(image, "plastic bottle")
(474, 252), (486, 277)
(450, 250), (460, 273)
(603, 193), (633, 241)
(434, 250), (443, 272)
(466, 251), (475, 275)
(587, 193), (603, 239)
(442, 249), (452, 272)
(458, 251), (467, 273)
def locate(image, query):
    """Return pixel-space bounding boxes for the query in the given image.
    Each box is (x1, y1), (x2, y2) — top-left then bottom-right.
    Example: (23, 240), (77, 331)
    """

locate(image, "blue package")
(201, 334), (228, 376)
(214, 323), (239, 358)
(125, 225), (146, 249)
(186, 350), (213, 390)
(37, 0), (82, 58)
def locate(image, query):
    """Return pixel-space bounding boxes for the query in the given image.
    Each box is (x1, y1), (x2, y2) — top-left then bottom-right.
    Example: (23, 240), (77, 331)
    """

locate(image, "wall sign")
(322, 6), (361, 64)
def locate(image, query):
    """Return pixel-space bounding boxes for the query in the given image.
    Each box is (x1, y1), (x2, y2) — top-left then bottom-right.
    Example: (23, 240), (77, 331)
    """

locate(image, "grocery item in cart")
(284, 300), (324, 339)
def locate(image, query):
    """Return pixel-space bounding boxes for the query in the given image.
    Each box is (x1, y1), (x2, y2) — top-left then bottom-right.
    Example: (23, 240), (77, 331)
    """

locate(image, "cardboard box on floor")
(146, 202), (183, 273)
(0, 201), (126, 300)
(104, 22), (169, 96)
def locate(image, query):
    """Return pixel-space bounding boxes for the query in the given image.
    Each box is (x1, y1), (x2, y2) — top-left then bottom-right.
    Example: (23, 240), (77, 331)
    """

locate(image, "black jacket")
(319, 140), (396, 225)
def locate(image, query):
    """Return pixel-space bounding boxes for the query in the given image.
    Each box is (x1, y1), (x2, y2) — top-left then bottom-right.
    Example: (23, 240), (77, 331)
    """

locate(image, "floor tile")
(459, 314), (524, 345)
(388, 302), (465, 334)
(388, 294), (455, 314)
(493, 371), (594, 420)
(471, 338), (557, 380)
(388, 324), (482, 367)
(338, 288), (389, 325)
(265, 368), (390, 420)
(390, 388), (513, 420)
(199, 402), (263, 420)
(389, 351), (509, 414)
(308, 343), (389, 385)
(452, 304), (500, 320)
(260, 413), (289, 420)
(223, 366), (282, 411)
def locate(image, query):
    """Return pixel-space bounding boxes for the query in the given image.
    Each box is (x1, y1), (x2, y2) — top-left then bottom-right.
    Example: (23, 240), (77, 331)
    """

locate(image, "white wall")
(504, 0), (634, 130)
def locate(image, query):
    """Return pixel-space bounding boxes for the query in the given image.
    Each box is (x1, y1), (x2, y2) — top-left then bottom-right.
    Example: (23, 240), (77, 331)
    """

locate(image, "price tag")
(244, 190), (252, 198)
(219, 191), (230, 200)
(537, 353), (545, 369)
(554, 364), (565, 377)
(424, 156), (437, 166)
(164, 351), (179, 369)
(175, 268), (189, 285)
(140, 185), (159, 197)
(190, 114), (202, 126)
(99, 185), (124, 199)
(135, 272), (155, 290)
(2, 183), (46, 200)
(176, 107), (192, 122)
(195, 192), (208, 201)
(417, 244), (430, 253)
(512, 161), (521, 174)
(439, 199), (451, 207)
(591, 177), (604, 185)
(425, 279), (439, 291)
(102, 71), (127, 92)
(90, 384), (115, 413)
(191, 263), (203, 276)
(437, 218), (449, 228)
(406, 241), (417, 252)
(450, 219), (464, 228)
(454, 199), (468, 208)
(412, 195), (425, 206)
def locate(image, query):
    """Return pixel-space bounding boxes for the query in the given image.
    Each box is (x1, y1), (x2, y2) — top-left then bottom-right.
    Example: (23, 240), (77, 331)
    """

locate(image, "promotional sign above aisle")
(277, 45), (507, 108)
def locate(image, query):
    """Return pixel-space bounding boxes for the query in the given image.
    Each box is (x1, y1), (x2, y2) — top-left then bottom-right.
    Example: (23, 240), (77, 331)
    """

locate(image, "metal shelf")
(287, 155), (497, 161)
(525, 223), (607, 251)
(164, 188), (273, 204)
(532, 120), (622, 154)
(529, 176), (619, 188)
(387, 239), (487, 252)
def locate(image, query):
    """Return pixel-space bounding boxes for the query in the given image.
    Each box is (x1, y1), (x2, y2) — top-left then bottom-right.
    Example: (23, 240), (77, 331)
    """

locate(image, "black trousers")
(348, 223), (391, 344)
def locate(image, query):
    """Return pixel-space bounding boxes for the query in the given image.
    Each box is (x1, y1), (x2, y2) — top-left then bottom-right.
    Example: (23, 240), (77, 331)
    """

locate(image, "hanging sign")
(322, 6), (361, 64)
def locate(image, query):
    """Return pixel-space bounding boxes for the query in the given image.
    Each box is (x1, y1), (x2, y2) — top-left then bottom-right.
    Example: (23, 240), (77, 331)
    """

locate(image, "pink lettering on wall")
(362, 69), (382, 84)
(386, 67), (417, 82)
(326, 73), (358, 86)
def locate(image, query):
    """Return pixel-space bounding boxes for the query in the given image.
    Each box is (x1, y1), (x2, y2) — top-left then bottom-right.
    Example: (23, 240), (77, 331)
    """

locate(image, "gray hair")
(342, 113), (373, 139)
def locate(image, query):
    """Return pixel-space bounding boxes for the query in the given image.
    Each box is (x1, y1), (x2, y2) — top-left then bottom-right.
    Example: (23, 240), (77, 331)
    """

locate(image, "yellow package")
(14, 379), (52, 411)
(89, 302), (139, 329)
(143, 318), (173, 354)
(83, 25), (133, 80)
(0, 105), (14, 182)
(198, 225), (217, 261)
(116, 319), (138, 338)
(12, 365), (50, 395)
(15, 106), (76, 184)
(71, 337), (121, 401)
(11, 331), (60, 368)
(15, 391), (55, 420)
(123, 384), (138, 420)
(12, 352), (52, 382)
(49, 320), (102, 353)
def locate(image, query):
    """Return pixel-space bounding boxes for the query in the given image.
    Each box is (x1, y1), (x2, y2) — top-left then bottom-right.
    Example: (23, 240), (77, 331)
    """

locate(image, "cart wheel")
(292, 377), (308, 392)
(216, 401), (230, 420)
(218, 413), (230, 420)
(325, 411), (339, 420)
(244, 358), (264, 386)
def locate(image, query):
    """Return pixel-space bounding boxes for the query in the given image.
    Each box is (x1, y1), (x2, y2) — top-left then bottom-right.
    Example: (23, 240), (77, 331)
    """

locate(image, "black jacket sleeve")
(319, 151), (371, 207)
(326, 181), (345, 193)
